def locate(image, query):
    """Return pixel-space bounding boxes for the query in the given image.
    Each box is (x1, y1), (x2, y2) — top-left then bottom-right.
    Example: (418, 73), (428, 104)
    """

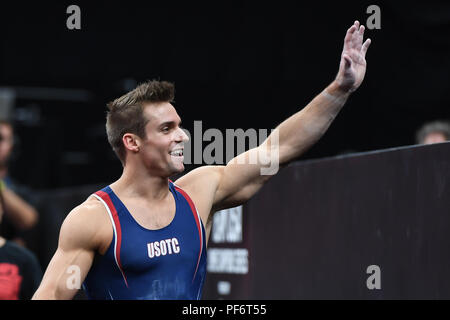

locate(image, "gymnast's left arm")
(209, 20), (372, 212)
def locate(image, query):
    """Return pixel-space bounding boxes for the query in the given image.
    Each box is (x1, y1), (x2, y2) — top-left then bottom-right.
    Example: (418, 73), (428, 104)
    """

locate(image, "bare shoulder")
(64, 196), (109, 227)
(174, 165), (225, 223)
(59, 196), (112, 252)
(175, 165), (223, 192)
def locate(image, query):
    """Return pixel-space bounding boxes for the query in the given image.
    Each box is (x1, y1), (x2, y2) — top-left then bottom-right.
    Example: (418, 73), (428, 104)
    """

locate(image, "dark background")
(204, 142), (450, 299)
(1, 1), (449, 190)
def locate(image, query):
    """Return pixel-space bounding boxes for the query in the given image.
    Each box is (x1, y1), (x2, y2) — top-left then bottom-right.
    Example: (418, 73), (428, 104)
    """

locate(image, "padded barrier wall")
(24, 143), (450, 299)
(203, 142), (450, 299)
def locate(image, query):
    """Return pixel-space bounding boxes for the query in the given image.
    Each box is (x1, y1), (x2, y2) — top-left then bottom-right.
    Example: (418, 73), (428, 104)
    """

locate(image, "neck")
(111, 163), (171, 200)
(0, 237), (5, 248)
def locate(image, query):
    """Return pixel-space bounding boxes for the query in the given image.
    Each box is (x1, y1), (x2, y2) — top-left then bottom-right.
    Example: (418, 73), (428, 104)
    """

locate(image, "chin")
(175, 165), (185, 173)
(168, 163), (185, 175)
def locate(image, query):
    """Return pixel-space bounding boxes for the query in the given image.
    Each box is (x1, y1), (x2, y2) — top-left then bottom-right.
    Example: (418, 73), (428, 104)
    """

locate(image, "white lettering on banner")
(207, 248), (248, 274)
(212, 206), (243, 243)
(148, 238), (180, 259)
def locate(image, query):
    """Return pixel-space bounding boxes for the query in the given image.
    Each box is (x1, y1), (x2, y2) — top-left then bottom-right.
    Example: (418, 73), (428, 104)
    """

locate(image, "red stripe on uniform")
(172, 184), (203, 282)
(95, 190), (129, 288)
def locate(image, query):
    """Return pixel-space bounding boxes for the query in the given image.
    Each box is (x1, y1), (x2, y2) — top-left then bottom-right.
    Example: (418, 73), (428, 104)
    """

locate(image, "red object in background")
(0, 263), (23, 300)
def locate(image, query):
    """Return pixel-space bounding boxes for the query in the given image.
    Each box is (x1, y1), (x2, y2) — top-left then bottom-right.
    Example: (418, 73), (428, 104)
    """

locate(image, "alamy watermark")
(366, 5), (381, 30)
(180, 121), (279, 175)
(66, 5), (81, 30)
(65, 4), (381, 35)
(66, 265), (81, 289)
(366, 264), (381, 290)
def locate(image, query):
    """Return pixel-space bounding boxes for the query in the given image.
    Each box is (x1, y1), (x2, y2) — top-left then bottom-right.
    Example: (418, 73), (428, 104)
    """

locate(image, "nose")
(175, 127), (190, 143)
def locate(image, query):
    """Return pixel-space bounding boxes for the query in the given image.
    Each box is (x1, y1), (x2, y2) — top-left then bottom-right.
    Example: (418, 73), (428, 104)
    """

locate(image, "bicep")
(33, 210), (97, 300)
(213, 147), (275, 211)
(175, 148), (277, 222)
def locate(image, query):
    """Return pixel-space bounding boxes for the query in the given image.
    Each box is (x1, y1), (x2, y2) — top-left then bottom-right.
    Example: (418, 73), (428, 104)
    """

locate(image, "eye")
(162, 127), (170, 132)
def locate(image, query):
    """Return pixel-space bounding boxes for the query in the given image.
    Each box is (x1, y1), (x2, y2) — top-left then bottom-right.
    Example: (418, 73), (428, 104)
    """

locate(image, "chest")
(117, 209), (203, 276)
(122, 198), (176, 230)
(110, 194), (201, 264)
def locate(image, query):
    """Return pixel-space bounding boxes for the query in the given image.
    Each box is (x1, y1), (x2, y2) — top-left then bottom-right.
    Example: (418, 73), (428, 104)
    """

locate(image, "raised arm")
(32, 199), (109, 299)
(274, 20), (371, 164)
(177, 21), (371, 221)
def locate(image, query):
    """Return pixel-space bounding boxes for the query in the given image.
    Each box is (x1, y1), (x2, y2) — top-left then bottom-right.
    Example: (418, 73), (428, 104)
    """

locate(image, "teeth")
(170, 150), (183, 156)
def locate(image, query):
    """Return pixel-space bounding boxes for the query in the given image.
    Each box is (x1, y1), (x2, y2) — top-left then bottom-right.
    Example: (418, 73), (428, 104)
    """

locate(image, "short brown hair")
(106, 80), (175, 164)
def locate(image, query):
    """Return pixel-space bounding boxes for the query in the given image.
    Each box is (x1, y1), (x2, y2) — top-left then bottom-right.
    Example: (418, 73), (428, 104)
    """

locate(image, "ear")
(122, 133), (141, 153)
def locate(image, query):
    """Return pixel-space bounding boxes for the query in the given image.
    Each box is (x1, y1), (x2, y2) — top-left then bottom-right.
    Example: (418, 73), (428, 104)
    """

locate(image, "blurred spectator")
(0, 121), (14, 181)
(0, 182), (42, 299)
(415, 120), (450, 145)
(0, 120), (38, 245)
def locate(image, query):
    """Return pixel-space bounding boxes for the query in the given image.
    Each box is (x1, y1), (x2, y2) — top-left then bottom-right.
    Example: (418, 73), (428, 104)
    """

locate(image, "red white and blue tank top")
(82, 180), (207, 300)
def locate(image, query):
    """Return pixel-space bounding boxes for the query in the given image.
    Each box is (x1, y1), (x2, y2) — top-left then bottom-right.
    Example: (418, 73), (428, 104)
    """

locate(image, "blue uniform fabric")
(82, 181), (207, 300)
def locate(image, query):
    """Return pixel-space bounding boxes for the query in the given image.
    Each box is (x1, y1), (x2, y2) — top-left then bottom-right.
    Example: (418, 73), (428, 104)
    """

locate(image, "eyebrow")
(159, 120), (182, 128)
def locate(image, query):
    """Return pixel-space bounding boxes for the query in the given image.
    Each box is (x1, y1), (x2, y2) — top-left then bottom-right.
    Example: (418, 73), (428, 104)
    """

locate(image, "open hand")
(335, 21), (371, 93)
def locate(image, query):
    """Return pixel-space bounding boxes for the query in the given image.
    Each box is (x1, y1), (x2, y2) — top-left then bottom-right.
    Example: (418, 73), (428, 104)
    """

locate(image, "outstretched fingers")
(357, 25), (365, 49)
(344, 21), (363, 49)
(345, 20), (370, 54)
(344, 25), (357, 49)
(361, 38), (371, 57)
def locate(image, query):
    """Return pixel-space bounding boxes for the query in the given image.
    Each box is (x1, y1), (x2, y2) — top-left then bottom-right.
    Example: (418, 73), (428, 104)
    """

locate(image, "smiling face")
(132, 102), (189, 177)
